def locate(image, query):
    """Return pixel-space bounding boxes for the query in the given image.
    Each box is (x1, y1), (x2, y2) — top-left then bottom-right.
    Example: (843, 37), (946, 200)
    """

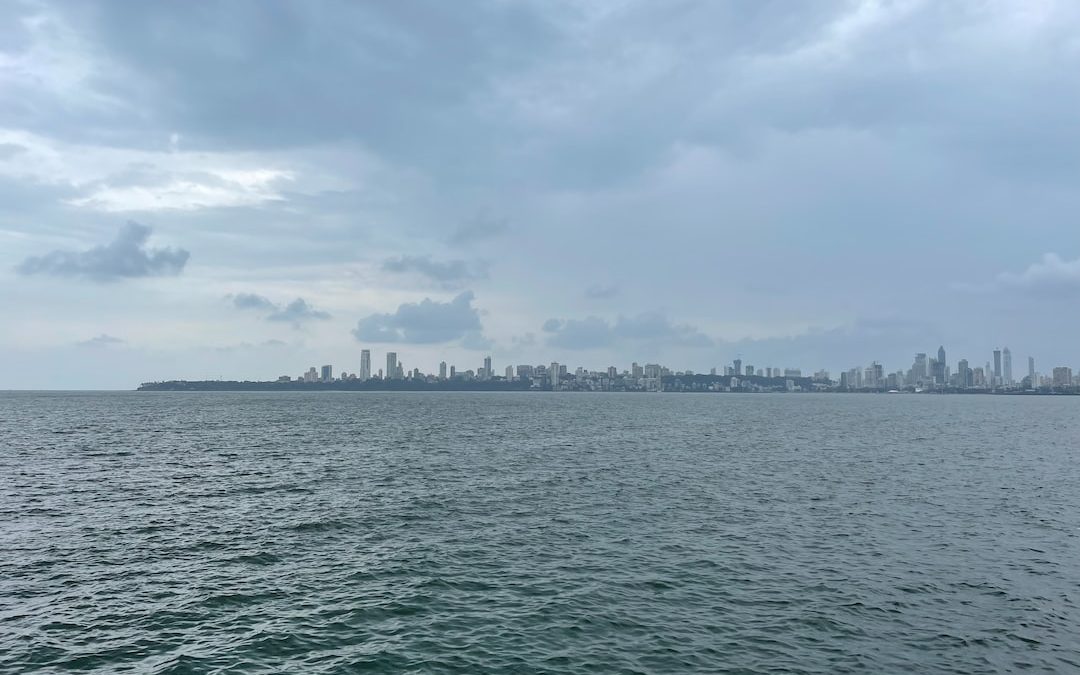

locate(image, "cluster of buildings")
(276, 345), (1080, 394)
(840, 346), (1077, 392)
(281, 351), (819, 393)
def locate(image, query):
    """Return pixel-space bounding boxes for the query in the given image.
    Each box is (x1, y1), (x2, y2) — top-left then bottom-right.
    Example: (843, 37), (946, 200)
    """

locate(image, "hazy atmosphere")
(3, 0), (1080, 389)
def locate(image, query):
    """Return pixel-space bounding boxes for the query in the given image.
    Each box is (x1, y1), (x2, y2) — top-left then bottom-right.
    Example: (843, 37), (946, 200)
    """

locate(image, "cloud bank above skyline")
(2, 0), (1080, 388)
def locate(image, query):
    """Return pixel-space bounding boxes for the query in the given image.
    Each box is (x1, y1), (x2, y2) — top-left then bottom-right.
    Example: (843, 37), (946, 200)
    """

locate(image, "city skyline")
(153, 341), (1077, 393)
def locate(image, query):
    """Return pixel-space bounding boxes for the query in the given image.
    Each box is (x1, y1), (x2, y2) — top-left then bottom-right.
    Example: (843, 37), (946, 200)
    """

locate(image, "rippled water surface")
(3, 391), (1080, 673)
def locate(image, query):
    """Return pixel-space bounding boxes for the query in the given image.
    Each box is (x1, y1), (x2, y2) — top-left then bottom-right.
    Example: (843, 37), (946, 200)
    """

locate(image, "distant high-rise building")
(439, 361), (447, 379)
(993, 349), (1002, 385)
(304, 366), (318, 383)
(1053, 367), (1073, 388)
(745, 365), (754, 377)
(505, 365), (514, 380)
(320, 365), (333, 382)
(1003, 347), (1013, 385)
(483, 355), (492, 381)
(550, 362), (560, 390)
(930, 346), (947, 384)
(957, 359), (970, 388)
(1028, 356), (1035, 385)
(632, 362), (643, 379)
(733, 359), (742, 378)
(911, 353), (928, 384)
(359, 350), (371, 381)
(450, 365), (457, 378)
(386, 352), (398, 380)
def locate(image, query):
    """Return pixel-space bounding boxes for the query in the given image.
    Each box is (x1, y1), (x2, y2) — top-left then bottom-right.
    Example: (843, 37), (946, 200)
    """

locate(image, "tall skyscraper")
(1002, 347), (1013, 385)
(320, 365), (333, 382)
(550, 362), (559, 390)
(439, 361), (447, 379)
(1028, 356), (1035, 385)
(993, 349), (1002, 385)
(912, 353), (928, 384)
(733, 359), (742, 378)
(483, 355), (492, 381)
(386, 352), (398, 380)
(359, 350), (371, 381)
(932, 346), (946, 384)
(505, 365), (514, 380)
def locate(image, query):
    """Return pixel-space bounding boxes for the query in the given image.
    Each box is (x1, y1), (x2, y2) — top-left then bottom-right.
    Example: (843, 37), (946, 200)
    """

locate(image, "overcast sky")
(3, 0), (1080, 388)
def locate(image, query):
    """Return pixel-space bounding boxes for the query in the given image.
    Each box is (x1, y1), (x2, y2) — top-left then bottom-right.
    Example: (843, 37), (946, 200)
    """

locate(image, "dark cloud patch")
(228, 293), (330, 326)
(214, 339), (291, 353)
(16, 222), (189, 282)
(231, 293), (277, 311)
(267, 298), (331, 324)
(543, 312), (713, 350)
(77, 334), (124, 347)
(615, 313), (713, 347)
(585, 284), (620, 300)
(461, 330), (494, 351)
(0, 143), (26, 159)
(447, 215), (509, 246)
(543, 316), (615, 350)
(352, 291), (484, 344)
(56, 2), (557, 156)
(512, 332), (537, 347)
(382, 255), (487, 287)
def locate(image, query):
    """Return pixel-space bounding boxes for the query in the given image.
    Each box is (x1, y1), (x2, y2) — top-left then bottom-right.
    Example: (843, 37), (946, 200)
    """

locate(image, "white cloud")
(0, 129), (301, 211)
(968, 253), (1080, 294)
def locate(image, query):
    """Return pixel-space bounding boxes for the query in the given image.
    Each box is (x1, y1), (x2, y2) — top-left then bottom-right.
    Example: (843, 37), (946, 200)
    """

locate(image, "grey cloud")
(447, 215), (509, 246)
(352, 291), (484, 344)
(512, 332), (537, 347)
(229, 293), (330, 326)
(35, 2), (557, 158)
(614, 313), (713, 347)
(214, 339), (291, 353)
(381, 255), (487, 287)
(266, 298), (331, 324)
(77, 334), (124, 347)
(16, 222), (189, 282)
(231, 293), (277, 311)
(0, 143), (26, 159)
(543, 317), (615, 350)
(461, 331), (494, 351)
(542, 312), (713, 350)
(585, 284), (620, 299)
